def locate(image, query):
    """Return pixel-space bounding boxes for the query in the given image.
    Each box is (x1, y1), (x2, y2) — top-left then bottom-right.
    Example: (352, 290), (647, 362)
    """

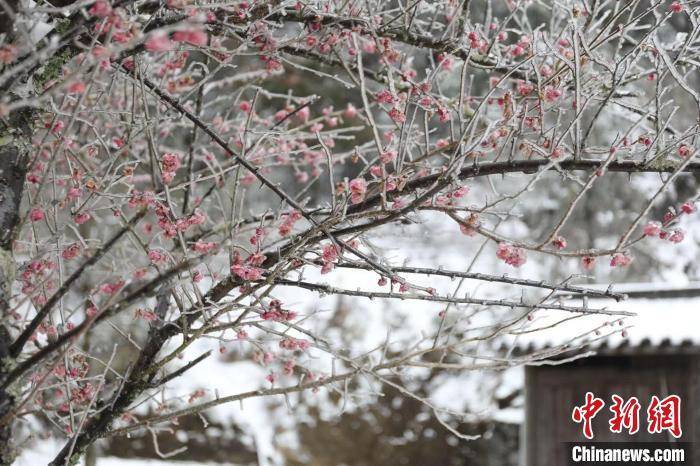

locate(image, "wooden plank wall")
(524, 354), (697, 465)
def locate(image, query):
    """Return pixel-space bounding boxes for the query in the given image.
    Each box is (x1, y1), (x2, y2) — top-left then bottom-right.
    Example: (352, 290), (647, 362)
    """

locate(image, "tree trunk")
(84, 443), (98, 466)
(0, 144), (29, 465)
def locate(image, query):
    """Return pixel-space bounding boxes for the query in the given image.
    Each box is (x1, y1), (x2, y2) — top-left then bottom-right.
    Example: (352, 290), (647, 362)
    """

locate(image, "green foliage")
(34, 48), (72, 91)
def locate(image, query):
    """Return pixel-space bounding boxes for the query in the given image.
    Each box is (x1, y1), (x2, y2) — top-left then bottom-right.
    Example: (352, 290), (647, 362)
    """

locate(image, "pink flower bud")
(681, 202), (696, 214)
(643, 221), (662, 237)
(610, 252), (632, 267)
(344, 103), (357, 118)
(145, 32), (173, 52)
(348, 177), (367, 204)
(29, 208), (44, 222)
(88, 0), (112, 18)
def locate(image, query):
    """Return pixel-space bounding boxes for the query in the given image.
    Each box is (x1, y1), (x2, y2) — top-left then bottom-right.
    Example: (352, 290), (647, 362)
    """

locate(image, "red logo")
(609, 395), (641, 435)
(647, 395), (682, 438)
(572, 392), (605, 439)
(572, 393), (682, 439)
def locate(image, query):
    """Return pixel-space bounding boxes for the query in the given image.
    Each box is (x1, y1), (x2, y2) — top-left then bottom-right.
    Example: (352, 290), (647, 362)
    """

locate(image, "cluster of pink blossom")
(496, 242), (527, 267)
(642, 201), (696, 244)
(98, 280), (125, 295)
(279, 337), (311, 351)
(160, 152), (181, 184)
(458, 213), (481, 237)
(148, 249), (168, 264)
(320, 244), (340, 274)
(230, 251), (266, 282)
(35, 355), (92, 415)
(261, 299), (297, 322)
(278, 210), (302, 236)
(191, 240), (217, 254)
(19, 259), (56, 301)
(153, 203), (206, 238)
(61, 243), (81, 261)
(610, 253), (633, 268)
(348, 178), (367, 204)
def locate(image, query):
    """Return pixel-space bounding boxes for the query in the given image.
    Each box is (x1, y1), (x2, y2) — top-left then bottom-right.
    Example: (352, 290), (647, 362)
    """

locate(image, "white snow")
(509, 296), (700, 352)
(15, 439), (241, 465)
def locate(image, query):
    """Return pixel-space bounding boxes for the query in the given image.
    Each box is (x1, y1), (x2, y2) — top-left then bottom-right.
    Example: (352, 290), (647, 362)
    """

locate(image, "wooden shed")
(515, 285), (700, 466)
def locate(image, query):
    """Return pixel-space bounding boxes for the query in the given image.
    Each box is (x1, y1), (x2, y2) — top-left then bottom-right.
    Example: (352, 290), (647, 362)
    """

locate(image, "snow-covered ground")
(15, 439), (239, 465)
